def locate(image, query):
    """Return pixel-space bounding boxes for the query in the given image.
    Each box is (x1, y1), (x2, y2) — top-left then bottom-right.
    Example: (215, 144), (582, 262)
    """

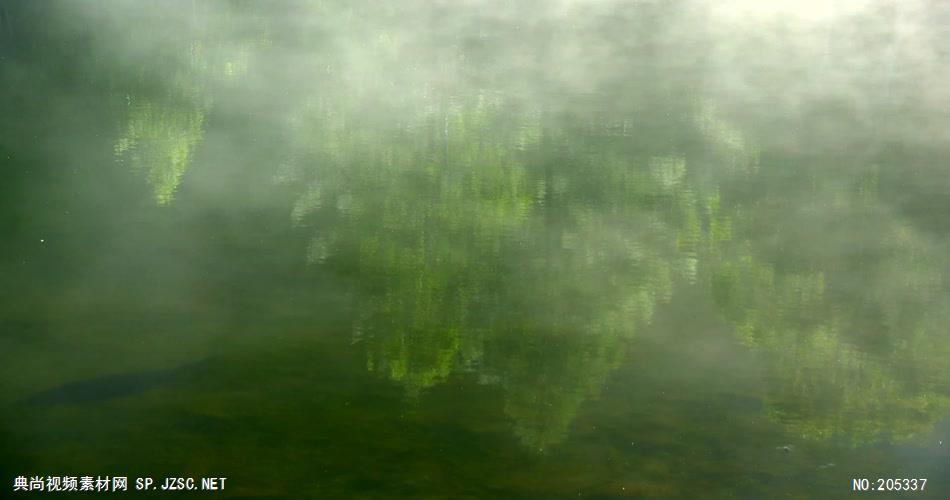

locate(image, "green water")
(2, 1), (948, 497)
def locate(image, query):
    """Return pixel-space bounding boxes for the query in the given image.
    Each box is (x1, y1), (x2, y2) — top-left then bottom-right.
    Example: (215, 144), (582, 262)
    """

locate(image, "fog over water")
(1, 1), (948, 497)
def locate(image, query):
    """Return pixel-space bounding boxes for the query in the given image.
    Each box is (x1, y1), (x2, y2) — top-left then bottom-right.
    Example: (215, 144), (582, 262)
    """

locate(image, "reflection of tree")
(763, 325), (947, 445)
(234, 0), (950, 450)
(360, 244), (470, 397)
(114, 98), (206, 205)
(294, 93), (536, 399)
(107, 1), (267, 205)
(276, 3), (879, 451)
(493, 329), (627, 452)
(709, 243), (949, 444)
(488, 230), (664, 449)
(701, 130), (950, 445)
(282, 75), (698, 447)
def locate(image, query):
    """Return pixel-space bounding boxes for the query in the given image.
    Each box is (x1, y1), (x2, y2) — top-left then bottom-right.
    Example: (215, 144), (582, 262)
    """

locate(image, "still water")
(1, 1), (948, 497)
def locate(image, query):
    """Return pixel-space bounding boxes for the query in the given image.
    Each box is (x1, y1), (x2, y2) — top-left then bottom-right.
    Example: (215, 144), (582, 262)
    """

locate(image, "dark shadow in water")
(21, 358), (210, 406)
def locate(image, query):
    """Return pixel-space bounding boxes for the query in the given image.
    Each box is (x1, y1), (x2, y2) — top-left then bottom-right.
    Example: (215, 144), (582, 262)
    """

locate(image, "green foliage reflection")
(98, 0), (950, 451)
(114, 99), (206, 205)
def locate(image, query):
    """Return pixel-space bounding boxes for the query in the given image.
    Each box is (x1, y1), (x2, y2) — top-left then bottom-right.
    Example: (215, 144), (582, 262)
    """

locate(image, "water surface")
(1, 1), (948, 497)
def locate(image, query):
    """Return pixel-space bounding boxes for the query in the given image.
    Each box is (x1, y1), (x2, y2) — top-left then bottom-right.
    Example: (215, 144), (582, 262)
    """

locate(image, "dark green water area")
(1, 1), (948, 498)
